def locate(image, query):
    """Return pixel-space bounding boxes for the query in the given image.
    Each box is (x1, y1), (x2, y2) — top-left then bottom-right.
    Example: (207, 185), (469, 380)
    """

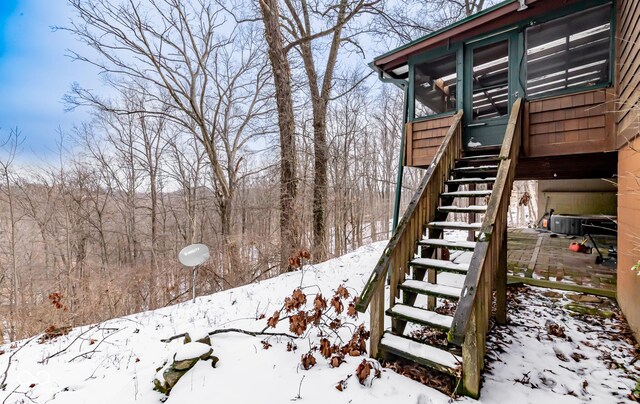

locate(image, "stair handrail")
(447, 98), (522, 398)
(356, 110), (463, 356)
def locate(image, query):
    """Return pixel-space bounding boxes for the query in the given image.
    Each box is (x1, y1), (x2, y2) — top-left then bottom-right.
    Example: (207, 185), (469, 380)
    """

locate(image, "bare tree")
(0, 129), (23, 341)
(63, 0), (273, 274)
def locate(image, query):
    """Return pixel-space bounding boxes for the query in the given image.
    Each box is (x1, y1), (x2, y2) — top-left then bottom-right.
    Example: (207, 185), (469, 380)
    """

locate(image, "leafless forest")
(0, 0), (501, 341)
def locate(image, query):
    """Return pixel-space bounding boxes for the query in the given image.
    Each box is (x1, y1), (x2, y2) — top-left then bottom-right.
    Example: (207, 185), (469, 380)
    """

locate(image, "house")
(356, 0), (639, 398)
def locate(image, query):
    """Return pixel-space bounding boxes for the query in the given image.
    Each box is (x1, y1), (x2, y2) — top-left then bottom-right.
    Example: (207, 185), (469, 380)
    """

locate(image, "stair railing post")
(369, 279), (385, 358)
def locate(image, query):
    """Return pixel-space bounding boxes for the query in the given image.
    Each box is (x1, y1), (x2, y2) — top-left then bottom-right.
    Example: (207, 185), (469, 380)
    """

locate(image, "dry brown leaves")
(289, 311), (308, 336)
(48, 292), (68, 311)
(301, 352), (317, 370)
(267, 310), (280, 328)
(335, 374), (351, 391)
(385, 360), (457, 395)
(546, 320), (566, 339)
(288, 249), (311, 270)
(330, 295), (344, 315)
(38, 325), (71, 344)
(356, 359), (381, 385)
(284, 288), (307, 313)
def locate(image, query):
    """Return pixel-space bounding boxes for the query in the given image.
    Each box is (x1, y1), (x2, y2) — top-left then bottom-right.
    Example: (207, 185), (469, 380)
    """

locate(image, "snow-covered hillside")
(0, 241), (638, 404)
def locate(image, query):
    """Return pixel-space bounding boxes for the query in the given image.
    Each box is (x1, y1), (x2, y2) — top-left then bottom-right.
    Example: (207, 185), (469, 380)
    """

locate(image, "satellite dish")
(178, 243), (210, 267)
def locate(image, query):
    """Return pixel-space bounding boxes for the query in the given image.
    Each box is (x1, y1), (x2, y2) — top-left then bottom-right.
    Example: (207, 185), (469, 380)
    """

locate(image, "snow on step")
(381, 333), (462, 370)
(388, 304), (454, 329)
(460, 154), (499, 160)
(455, 165), (498, 170)
(441, 190), (492, 197)
(439, 205), (487, 212)
(446, 177), (496, 184)
(410, 257), (470, 273)
(419, 238), (477, 250)
(400, 280), (462, 299)
(428, 221), (482, 230)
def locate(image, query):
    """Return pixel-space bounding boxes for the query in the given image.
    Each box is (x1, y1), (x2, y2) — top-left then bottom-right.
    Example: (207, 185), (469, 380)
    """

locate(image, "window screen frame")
(408, 45), (462, 122)
(523, 1), (615, 101)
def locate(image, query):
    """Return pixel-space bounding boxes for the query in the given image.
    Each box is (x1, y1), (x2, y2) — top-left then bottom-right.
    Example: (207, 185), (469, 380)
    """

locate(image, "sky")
(0, 0), (100, 159)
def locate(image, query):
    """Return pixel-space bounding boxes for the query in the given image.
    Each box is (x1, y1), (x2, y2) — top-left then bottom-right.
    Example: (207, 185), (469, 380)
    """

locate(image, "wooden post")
(496, 222), (508, 325)
(369, 281), (385, 359)
(462, 305), (480, 399)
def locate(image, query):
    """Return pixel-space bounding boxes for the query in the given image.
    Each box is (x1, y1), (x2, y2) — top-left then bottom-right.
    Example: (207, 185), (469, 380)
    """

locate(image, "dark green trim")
(376, 72), (409, 233)
(522, 1), (615, 101)
(527, 83), (614, 101)
(412, 111), (457, 123)
(408, 46), (460, 122)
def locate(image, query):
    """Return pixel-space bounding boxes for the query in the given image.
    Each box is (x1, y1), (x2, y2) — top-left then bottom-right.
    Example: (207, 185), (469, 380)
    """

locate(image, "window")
(413, 53), (457, 119)
(471, 40), (509, 121)
(526, 4), (612, 98)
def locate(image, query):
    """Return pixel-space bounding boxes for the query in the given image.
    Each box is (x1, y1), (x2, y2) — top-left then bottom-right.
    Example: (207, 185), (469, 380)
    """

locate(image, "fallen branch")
(161, 328), (300, 343)
(39, 325), (99, 364)
(68, 328), (123, 362)
(1, 337), (36, 391)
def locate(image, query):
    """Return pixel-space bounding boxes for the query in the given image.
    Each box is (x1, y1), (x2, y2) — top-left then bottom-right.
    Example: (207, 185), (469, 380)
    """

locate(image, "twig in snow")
(1, 336), (36, 391)
(160, 328), (300, 343)
(68, 328), (123, 362)
(292, 375), (305, 400)
(39, 325), (100, 364)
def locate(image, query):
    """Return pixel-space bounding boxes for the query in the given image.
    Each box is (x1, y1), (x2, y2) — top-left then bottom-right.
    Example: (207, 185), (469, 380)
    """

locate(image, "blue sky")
(0, 0), (99, 158)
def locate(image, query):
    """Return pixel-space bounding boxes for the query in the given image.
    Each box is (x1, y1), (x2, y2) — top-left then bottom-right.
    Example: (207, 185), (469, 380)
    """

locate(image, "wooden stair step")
(445, 177), (496, 185)
(410, 257), (470, 274)
(454, 164), (498, 171)
(428, 221), (482, 231)
(441, 190), (492, 198)
(459, 154), (499, 161)
(463, 145), (501, 156)
(380, 332), (462, 376)
(418, 238), (477, 251)
(387, 304), (454, 330)
(399, 280), (462, 300)
(451, 166), (498, 178)
(438, 205), (488, 213)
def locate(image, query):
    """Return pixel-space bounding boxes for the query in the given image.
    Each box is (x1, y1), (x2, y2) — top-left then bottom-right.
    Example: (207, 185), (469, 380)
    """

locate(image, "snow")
(173, 342), (211, 362)
(411, 257), (470, 272)
(388, 304), (453, 329)
(447, 177), (497, 184)
(420, 238), (477, 249)
(401, 280), (462, 299)
(429, 221), (483, 229)
(442, 190), (493, 197)
(381, 333), (461, 370)
(455, 165), (498, 170)
(0, 238), (637, 404)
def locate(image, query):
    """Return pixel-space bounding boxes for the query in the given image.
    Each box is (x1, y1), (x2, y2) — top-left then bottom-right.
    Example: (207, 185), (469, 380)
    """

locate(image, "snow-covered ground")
(0, 240), (638, 404)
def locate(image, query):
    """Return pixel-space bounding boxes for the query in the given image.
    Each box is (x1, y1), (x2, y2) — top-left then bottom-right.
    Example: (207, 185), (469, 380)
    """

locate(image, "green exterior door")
(463, 32), (519, 148)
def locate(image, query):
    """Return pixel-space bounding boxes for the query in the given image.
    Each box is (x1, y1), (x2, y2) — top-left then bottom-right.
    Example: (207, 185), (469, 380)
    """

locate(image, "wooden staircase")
(356, 99), (523, 398)
(380, 148), (500, 383)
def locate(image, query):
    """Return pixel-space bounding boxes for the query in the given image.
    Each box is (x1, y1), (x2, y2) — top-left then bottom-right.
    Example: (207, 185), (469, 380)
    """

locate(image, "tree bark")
(259, 0), (299, 272)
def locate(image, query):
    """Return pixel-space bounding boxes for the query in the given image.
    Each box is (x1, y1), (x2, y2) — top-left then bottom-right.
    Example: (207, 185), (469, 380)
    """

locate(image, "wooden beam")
(515, 152), (617, 180)
(507, 275), (617, 299)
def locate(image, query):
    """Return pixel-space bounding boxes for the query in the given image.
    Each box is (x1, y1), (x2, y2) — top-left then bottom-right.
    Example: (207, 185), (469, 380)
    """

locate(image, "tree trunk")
(259, 0), (299, 272)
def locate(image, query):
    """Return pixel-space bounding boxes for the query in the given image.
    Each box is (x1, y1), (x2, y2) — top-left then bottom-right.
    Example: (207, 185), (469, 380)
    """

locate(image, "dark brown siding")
(405, 115), (455, 167)
(616, 0), (640, 147)
(617, 137), (640, 337)
(522, 89), (616, 158)
(616, 0), (640, 339)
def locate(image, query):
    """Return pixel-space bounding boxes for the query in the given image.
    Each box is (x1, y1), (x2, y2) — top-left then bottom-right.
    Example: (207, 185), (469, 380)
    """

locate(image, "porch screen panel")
(526, 4), (612, 98)
(413, 53), (457, 119)
(472, 40), (509, 121)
